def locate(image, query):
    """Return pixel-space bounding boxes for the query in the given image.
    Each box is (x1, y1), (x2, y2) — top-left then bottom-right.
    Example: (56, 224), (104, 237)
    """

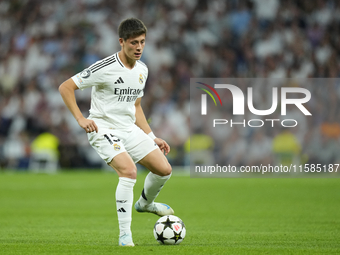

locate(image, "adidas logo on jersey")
(114, 77), (124, 84)
(117, 207), (126, 212)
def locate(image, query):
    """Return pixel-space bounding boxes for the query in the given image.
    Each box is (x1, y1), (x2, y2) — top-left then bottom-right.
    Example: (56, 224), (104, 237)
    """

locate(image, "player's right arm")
(59, 78), (98, 133)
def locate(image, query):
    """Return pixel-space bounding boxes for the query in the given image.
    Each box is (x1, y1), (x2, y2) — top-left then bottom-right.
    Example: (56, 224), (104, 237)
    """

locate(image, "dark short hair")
(118, 18), (147, 41)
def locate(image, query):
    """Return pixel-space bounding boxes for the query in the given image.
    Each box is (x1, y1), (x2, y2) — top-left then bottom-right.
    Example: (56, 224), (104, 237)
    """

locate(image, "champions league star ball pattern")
(153, 215), (186, 245)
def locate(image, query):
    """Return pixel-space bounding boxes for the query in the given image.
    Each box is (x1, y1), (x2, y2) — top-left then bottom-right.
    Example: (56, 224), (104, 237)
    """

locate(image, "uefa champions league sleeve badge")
(80, 69), (91, 79)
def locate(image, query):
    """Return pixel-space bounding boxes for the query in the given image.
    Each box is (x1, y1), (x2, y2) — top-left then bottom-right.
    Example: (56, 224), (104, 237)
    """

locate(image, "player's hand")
(155, 138), (170, 156)
(77, 117), (98, 133)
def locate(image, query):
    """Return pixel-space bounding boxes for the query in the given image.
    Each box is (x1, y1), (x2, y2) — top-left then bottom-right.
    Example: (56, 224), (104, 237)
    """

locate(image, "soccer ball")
(153, 215), (186, 245)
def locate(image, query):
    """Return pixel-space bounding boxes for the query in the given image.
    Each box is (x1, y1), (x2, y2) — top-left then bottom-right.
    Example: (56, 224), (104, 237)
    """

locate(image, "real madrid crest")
(139, 74), (143, 84)
(114, 144), (121, 151)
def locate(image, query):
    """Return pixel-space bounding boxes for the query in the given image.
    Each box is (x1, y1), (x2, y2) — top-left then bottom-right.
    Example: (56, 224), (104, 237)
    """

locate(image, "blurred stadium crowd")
(1, 0), (340, 170)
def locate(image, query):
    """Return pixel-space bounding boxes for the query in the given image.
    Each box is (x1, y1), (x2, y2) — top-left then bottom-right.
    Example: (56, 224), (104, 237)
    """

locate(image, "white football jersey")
(71, 52), (148, 131)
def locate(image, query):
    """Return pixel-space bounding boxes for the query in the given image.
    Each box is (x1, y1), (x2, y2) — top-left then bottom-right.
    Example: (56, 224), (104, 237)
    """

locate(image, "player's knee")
(124, 168), (137, 179)
(117, 166), (137, 179)
(159, 163), (172, 176)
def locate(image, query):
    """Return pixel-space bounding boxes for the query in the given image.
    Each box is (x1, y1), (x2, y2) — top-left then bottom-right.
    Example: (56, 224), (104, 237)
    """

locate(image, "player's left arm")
(134, 98), (170, 155)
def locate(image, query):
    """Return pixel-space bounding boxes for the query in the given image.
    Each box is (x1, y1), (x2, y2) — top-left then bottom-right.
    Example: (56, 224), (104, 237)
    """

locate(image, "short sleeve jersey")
(71, 52), (148, 131)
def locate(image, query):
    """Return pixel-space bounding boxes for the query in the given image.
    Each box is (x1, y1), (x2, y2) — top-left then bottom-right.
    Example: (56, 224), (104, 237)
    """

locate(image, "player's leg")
(135, 148), (174, 216)
(87, 129), (137, 246)
(108, 152), (137, 247)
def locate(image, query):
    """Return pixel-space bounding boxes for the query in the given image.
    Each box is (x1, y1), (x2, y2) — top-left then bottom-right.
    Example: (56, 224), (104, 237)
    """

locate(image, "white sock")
(116, 177), (136, 237)
(138, 172), (171, 207)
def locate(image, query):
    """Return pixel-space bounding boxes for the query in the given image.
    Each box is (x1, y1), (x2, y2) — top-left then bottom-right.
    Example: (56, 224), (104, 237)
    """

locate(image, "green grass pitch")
(0, 171), (339, 254)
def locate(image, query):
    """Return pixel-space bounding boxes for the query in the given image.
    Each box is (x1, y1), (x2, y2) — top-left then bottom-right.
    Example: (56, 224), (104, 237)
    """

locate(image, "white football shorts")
(87, 124), (158, 164)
